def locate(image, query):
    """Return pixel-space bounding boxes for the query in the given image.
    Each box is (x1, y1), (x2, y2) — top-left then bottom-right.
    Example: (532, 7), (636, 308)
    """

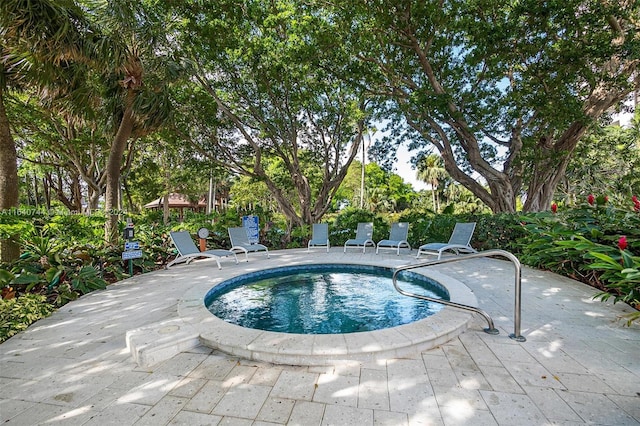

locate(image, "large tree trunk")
(104, 92), (136, 243)
(0, 86), (20, 263)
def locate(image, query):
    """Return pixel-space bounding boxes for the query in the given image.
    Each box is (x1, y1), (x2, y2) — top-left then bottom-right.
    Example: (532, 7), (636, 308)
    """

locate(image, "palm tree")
(0, 0), (90, 261)
(91, 1), (175, 243)
(417, 154), (448, 213)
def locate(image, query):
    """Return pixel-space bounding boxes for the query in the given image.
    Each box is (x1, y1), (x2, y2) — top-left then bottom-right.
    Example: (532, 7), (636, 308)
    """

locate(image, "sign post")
(122, 218), (141, 275)
(242, 215), (259, 244)
(197, 227), (209, 252)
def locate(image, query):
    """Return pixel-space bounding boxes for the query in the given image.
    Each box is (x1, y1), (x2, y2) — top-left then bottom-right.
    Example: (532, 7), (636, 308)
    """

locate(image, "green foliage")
(561, 123), (640, 201)
(2, 199), (638, 327)
(330, 208), (385, 245)
(0, 294), (55, 343)
(556, 236), (640, 326)
(514, 203), (640, 324)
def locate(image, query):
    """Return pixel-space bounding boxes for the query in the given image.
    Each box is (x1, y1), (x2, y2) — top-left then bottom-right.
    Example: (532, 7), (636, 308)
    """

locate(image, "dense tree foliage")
(0, 0), (93, 261)
(324, 0), (640, 213)
(1, 0), (638, 260)
(166, 1), (371, 226)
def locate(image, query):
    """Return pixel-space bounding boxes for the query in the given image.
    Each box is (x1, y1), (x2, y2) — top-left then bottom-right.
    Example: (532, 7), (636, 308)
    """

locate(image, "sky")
(391, 144), (428, 191)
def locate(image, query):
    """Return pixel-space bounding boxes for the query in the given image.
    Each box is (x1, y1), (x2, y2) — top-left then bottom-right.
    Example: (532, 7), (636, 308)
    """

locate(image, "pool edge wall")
(127, 255), (478, 367)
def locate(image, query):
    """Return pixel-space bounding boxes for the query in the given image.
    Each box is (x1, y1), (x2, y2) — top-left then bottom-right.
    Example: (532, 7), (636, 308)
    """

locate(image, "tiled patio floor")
(1, 249), (638, 425)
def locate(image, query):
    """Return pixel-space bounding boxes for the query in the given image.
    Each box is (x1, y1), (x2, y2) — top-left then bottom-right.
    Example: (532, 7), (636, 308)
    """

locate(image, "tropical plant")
(417, 153), (448, 213)
(0, 293), (55, 342)
(0, 0), (92, 262)
(557, 236), (639, 326)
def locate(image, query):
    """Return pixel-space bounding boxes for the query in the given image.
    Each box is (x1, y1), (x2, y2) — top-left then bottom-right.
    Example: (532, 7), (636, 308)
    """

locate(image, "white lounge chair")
(228, 226), (270, 261)
(308, 223), (330, 252)
(416, 222), (477, 259)
(376, 222), (411, 255)
(167, 231), (238, 269)
(343, 222), (375, 253)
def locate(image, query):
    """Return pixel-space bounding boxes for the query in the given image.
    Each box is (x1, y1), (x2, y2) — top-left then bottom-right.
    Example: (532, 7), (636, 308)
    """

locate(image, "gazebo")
(143, 193), (207, 220)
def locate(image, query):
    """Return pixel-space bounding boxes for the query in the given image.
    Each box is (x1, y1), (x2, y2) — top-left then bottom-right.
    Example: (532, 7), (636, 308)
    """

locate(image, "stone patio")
(1, 248), (638, 425)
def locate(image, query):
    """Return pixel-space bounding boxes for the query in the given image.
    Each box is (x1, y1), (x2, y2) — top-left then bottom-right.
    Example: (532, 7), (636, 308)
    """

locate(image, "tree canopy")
(1, 0), (638, 262)
(325, 0), (639, 213)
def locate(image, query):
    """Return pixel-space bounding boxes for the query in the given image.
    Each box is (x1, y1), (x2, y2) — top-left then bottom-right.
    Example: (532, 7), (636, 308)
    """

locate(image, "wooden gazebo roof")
(143, 193), (206, 210)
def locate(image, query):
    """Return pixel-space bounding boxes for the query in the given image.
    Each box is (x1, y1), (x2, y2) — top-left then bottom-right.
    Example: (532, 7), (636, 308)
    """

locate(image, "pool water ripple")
(205, 265), (449, 334)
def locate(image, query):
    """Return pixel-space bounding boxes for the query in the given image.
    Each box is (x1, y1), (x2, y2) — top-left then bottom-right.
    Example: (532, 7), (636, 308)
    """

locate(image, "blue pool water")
(204, 264), (449, 334)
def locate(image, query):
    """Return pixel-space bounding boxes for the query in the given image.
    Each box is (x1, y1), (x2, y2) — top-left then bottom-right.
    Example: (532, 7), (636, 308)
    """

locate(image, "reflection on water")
(206, 265), (448, 334)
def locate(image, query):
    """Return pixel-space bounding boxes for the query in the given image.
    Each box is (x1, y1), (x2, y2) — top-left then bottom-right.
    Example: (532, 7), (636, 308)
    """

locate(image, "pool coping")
(126, 258), (476, 367)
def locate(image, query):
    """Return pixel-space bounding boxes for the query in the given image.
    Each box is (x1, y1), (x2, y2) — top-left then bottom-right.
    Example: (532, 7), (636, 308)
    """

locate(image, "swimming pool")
(128, 254), (477, 367)
(205, 264), (449, 334)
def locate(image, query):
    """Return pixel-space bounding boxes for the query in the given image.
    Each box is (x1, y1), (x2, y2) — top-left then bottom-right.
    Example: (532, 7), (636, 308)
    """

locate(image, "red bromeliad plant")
(556, 235), (640, 326)
(618, 236), (627, 251)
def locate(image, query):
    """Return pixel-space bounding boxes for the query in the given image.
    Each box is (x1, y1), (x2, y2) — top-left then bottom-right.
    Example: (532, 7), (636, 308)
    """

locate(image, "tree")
(9, 94), (109, 211)
(327, 0), (640, 213)
(170, 0), (370, 227)
(560, 117), (640, 204)
(335, 162), (415, 212)
(86, 0), (175, 242)
(417, 153), (448, 213)
(0, 0), (91, 261)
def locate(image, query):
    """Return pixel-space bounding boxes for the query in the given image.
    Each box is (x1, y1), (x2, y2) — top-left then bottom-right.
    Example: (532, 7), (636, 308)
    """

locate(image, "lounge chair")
(376, 222), (411, 255)
(343, 222), (375, 253)
(167, 231), (238, 269)
(228, 227), (270, 261)
(308, 223), (330, 252)
(416, 222), (477, 259)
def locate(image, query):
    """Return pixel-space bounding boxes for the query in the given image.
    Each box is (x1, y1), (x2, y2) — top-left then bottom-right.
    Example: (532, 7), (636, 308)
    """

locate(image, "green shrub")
(0, 294), (55, 343)
(330, 208), (385, 245)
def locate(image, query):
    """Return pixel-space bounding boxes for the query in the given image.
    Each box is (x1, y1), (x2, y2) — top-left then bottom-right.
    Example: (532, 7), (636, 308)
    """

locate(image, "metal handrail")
(392, 249), (525, 342)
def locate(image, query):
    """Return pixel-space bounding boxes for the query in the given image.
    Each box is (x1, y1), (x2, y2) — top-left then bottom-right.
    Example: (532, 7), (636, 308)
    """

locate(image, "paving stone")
(169, 377), (208, 398)
(221, 364), (258, 387)
(287, 400), (325, 426)
(439, 406), (497, 426)
(0, 398), (33, 423)
(555, 390), (639, 425)
(502, 362), (565, 390)
(116, 372), (183, 406)
(373, 409), (409, 426)
(321, 404), (374, 425)
(314, 373), (359, 406)
(134, 395), (189, 425)
(211, 383), (271, 418)
(477, 365), (524, 394)
(216, 416), (253, 425)
(479, 390), (547, 425)
(432, 385), (488, 411)
(167, 410), (222, 425)
(1, 252), (638, 426)
(188, 356), (238, 381)
(458, 333), (503, 367)
(270, 370), (319, 401)
(452, 369), (492, 391)
(554, 371), (617, 393)
(606, 394), (640, 423)
(248, 365), (283, 387)
(520, 386), (582, 423)
(184, 380), (227, 413)
(358, 368), (390, 410)
(256, 396), (295, 423)
(82, 402), (150, 426)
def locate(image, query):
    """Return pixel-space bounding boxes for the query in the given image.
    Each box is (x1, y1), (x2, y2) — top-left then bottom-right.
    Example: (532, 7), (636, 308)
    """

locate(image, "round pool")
(204, 264), (449, 334)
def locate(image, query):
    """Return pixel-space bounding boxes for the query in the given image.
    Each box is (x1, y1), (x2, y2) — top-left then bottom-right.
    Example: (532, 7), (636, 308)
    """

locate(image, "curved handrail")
(393, 249), (525, 342)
